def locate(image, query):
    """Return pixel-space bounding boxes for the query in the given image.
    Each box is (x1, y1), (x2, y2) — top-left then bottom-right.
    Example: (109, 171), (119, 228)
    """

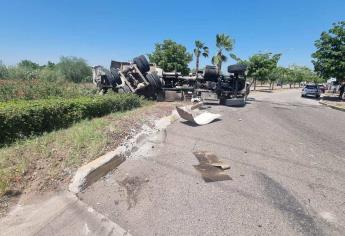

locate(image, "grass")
(0, 100), (170, 199)
(0, 115), (108, 197)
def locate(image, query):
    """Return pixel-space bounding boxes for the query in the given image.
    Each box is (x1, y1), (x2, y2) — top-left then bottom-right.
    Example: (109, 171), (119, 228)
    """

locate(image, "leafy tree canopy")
(194, 40), (208, 78)
(148, 40), (192, 75)
(247, 53), (281, 81)
(312, 21), (345, 81)
(212, 34), (235, 72)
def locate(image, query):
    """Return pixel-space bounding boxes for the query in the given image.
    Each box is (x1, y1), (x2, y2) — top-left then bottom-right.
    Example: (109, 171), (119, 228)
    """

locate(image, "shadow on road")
(321, 95), (342, 102)
(180, 119), (222, 127)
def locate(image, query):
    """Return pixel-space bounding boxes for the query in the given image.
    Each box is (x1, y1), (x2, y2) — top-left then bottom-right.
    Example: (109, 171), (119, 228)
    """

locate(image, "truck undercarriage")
(92, 55), (249, 106)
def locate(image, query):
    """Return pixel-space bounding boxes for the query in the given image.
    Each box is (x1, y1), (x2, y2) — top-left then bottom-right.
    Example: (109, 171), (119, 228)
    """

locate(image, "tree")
(148, 40), (192, 75)
(247, 53), (281, 90)
(267, 67), (286, 90)
(312, 21), (345, 82)
(56, 56), (91, 83)
(18, 60), (40, 70)
(283, 66), (324, 88)
(212, 34), (234, 73)
(194, 40), (209, 78)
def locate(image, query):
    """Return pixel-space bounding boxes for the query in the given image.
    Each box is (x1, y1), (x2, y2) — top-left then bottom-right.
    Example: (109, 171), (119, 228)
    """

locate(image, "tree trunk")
(271, 82), (274, 90)
(289, 84), (292, 88)
(254, 78), (257, 91)
(218, 62), (222, 74)
(195, 54), (200, 79)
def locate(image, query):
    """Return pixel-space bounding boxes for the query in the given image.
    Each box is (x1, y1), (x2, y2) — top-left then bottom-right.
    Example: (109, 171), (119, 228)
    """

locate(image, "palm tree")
(194, 40), (209, 78)
(212, 34), (234, 73)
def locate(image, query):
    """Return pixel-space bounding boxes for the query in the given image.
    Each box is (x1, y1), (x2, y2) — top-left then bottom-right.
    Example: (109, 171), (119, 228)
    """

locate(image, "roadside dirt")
(0, 102), (178, 217)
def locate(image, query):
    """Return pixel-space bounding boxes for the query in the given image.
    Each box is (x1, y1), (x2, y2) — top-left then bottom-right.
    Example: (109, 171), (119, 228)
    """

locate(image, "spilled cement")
(128, 111), (178, 160)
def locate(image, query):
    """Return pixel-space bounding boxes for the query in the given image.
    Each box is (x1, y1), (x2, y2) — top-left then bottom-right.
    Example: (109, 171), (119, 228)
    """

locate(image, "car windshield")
(305, 85), (317, 89)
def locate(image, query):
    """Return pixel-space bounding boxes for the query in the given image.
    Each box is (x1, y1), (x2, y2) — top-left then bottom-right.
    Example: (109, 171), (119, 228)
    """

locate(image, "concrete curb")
(1, 111), (179, 236)
(69, 111), (179, 194)
(319, 101), (345, 112)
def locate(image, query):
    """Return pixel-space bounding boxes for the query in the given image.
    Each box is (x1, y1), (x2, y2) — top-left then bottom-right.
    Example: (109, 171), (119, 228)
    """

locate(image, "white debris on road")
(176, 104), (221, 125)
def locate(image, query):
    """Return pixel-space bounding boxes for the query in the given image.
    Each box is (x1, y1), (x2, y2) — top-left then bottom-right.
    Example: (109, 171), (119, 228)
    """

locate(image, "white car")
(301, 85), (321, 98)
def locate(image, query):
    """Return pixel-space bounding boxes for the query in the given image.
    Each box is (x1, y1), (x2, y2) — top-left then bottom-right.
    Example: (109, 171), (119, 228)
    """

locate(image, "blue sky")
(0, 0), (344, 69)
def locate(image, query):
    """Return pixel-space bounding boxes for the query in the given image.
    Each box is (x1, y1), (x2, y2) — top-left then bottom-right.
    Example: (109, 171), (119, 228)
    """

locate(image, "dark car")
(318, 84), (326, 93)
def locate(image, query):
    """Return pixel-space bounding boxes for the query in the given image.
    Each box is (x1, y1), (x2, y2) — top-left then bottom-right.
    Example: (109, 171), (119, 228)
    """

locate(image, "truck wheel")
(152, 73), (163, 89)
(133, 55), (150, 74)
(146, 73), (158, 89)
(204, 65), (219, 82)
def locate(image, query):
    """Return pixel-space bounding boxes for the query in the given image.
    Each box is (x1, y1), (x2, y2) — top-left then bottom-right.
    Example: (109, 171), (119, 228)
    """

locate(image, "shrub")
(0, 61), (8, 78)
(56, 56), (92, 83)
(0, 94), (142, 145)
(6, 66), (40, 80)
(38, 67), (60, 82)
(0, 79), (98, 101)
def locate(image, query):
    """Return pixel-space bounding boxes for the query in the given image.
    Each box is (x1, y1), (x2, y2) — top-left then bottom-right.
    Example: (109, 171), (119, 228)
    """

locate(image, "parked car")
(301, 85), (321, 98)
(318, 84), (326, 93)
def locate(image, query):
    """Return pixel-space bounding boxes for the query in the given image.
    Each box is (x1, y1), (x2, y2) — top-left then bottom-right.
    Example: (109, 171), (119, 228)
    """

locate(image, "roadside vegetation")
(0, 102), (174, 213)
(0, 94), (142, 145)
(0, 57), (95, 101)
(312, 21), (345, 83)
(0, 79), (97, 101)
(0, 57), (148, 212)
(148, 40), (193, 75)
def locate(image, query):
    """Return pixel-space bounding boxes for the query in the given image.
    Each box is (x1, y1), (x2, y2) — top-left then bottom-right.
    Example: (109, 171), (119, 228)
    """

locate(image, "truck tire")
(228, 64), (247, 74)
(204, 65), (219, 82)
(151, 73), (163, 89)
(146, 73), (158, 89)
(133, 55), (150, 74)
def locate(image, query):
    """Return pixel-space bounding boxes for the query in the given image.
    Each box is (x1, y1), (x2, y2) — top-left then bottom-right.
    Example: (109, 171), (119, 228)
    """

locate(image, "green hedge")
(0, 94), (142, 145)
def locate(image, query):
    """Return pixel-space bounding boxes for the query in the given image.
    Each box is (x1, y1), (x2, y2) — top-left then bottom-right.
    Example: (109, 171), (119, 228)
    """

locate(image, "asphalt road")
(80, 89), (345, 236)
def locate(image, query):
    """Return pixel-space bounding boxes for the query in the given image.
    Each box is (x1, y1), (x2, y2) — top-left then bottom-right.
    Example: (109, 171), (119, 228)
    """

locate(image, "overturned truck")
(92, 55), (162, 98)
(92, 55), (249, 106)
